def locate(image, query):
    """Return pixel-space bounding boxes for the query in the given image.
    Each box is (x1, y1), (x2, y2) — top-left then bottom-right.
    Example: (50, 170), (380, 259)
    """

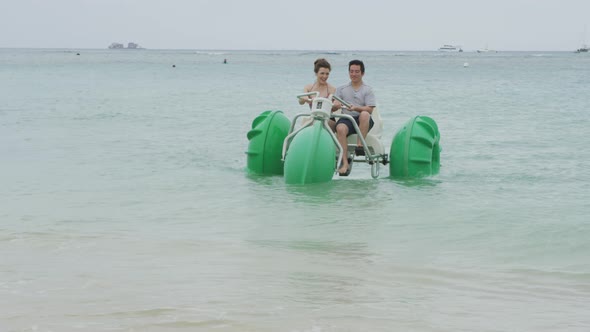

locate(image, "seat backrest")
(368, 107), (383, 139)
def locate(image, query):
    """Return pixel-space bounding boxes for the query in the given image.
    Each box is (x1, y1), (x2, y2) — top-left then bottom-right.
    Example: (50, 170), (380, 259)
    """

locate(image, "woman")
(298, 58), (337, 130)
(298, 58), (336, 107)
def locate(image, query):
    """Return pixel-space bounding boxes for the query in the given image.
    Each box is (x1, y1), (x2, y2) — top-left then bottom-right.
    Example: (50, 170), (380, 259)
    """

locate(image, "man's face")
(349, 64), (363, 84)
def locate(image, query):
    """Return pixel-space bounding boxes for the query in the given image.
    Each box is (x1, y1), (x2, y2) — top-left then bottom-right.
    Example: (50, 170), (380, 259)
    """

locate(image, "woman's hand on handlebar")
(299, 97), (311, 105)
(331, 100), (341, 112)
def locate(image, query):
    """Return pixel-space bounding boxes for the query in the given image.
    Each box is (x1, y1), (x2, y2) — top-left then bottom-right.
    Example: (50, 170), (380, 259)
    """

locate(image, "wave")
(194, 51), (228, 55)
(298, 51), (342, 56)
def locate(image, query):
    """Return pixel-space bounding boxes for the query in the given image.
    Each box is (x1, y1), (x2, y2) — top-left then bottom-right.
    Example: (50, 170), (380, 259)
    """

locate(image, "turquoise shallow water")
(1, 48), (589, 331)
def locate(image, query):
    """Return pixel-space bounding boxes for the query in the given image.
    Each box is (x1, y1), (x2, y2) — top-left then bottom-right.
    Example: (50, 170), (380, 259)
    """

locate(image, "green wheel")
(284, 121), (336, 184)
(389, 116), (441, 178)
(246, 110), (291, 175)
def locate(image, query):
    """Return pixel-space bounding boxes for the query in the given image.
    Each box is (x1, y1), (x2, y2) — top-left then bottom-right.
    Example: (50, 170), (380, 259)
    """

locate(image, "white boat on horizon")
(477, 48), (498, 53)
(438, 44), (463, 52)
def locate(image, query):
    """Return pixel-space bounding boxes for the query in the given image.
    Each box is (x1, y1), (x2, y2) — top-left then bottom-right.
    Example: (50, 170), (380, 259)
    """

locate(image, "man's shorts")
(336, 115), (374, 136)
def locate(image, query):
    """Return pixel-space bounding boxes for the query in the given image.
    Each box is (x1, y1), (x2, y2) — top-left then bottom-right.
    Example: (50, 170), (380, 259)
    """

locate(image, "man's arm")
(350, 105), (374, 114)
(357, 86), (376, 113)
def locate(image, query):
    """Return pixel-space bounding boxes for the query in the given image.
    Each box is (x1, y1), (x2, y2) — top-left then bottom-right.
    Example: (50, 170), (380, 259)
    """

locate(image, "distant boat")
(438, 44), (463, 52)
(108, 42), (143, 49)
(108, 42), (124, 49)
(575, 26), (588, 53)
(477, 47), (498, 53)
(575, 45), (589, 53)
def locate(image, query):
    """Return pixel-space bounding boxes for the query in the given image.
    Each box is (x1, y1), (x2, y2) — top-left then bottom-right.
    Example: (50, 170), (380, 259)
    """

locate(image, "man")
(332, 60), (376, 176)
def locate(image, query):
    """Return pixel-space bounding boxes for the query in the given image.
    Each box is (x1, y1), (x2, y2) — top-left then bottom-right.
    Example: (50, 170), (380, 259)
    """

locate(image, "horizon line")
(0, 47), (582, 52)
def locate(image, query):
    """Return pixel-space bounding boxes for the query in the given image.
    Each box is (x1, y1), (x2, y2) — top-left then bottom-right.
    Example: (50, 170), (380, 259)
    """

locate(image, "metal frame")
(283, 93), (389, 178)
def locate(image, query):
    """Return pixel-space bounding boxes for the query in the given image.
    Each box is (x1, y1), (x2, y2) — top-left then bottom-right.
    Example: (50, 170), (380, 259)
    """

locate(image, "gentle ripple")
(1, 49), (589, 331)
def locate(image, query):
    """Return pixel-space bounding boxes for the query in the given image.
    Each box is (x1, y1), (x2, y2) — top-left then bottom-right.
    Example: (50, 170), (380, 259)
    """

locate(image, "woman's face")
(316, 67), (330, 83)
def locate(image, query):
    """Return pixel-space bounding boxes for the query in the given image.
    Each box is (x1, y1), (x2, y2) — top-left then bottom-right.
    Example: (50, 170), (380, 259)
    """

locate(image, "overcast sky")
(1, 0), (589, 51)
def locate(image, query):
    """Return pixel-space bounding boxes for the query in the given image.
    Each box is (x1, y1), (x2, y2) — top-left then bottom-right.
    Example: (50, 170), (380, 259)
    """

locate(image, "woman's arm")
(299, 85), (312, 105)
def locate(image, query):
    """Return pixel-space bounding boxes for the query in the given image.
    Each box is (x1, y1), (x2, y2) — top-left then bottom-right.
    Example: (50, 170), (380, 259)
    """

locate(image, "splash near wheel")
(246, 110), (291, 175)
(284, 121), (336, 185)
(389, 116), (441, 178)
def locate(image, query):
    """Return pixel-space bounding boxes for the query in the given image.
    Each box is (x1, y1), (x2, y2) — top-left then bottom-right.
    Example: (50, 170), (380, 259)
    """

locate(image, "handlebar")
(296, 91), (319, 100)
(297, 92), (352, 109)
(331, 95), (352, 109)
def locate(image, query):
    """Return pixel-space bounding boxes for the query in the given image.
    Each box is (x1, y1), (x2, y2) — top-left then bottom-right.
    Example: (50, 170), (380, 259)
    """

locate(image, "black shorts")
(336, 115), (374, 136)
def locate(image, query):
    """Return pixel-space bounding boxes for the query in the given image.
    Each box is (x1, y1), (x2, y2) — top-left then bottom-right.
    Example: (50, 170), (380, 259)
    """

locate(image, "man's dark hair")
(348, 60), (365, 74)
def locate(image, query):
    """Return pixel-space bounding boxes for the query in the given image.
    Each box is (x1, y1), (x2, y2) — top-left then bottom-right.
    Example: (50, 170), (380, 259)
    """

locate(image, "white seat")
(346, 107), (384, 154)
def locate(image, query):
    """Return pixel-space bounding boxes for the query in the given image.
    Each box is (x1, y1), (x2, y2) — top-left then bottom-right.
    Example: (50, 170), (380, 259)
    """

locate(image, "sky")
(1, 0), (589, 51)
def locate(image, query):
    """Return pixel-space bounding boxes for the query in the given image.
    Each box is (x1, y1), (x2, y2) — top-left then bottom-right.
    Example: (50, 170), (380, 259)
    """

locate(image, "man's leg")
(357, 111), (371, 147)
(336, 122), (350, 175)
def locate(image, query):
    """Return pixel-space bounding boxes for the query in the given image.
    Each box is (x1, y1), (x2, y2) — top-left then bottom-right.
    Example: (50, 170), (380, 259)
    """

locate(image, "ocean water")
(1, 48), (589, 332)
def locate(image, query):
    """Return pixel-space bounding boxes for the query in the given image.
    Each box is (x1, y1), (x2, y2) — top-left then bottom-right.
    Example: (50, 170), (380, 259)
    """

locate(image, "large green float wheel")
(284, 121), (336, 185)
(389, 116), (441, 178)
(246, 110), (291, 175)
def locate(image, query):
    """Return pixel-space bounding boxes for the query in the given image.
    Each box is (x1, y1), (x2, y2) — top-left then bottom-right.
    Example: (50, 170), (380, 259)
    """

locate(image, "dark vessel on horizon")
(108, 42), (143, 49)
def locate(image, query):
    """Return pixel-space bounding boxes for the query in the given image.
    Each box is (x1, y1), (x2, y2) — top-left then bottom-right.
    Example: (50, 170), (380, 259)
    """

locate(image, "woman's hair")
(314, 58), (331, 73)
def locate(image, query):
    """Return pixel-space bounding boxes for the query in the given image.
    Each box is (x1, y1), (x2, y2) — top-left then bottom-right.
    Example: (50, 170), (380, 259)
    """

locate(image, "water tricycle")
(246, 92), (441, 184)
